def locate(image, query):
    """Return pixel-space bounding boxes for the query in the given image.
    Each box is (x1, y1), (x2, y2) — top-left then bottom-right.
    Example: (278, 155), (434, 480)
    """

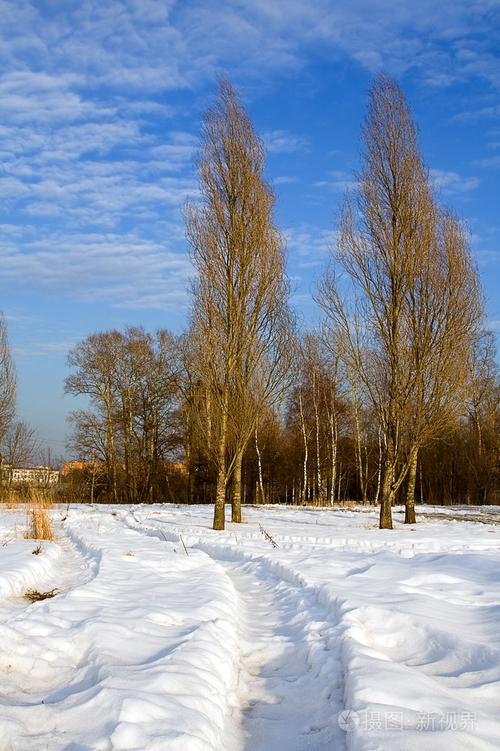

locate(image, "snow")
(0, 503), (499, 750)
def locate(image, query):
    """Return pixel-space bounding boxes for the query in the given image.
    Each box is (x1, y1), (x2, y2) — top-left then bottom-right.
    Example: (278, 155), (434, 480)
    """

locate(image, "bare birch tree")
(186, 80), (291, 530)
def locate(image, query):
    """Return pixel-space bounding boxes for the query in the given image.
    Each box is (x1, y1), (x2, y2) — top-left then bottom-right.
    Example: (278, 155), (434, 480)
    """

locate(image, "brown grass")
(0, 491), (18, 508)
(25, 488), (54, 541)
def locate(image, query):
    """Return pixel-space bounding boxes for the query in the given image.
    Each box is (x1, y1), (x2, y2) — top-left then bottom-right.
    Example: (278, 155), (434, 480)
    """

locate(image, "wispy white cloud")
(0, 71), (112, 123)
(473, 249), (500, 267)
(1, 1), (499, 103)
(0, 0), (497, 319)
(285, 225), (337, 267)
(486, 319), (500, 332)
(474, 155), (500, 169)
(263, 130), (309, 153)
(0, 121), (199, 228)
(273, 175), (299, 185)
(430, 168), (480, 195)
(314, 170), (357, 193)
(0, 231), (193, 310)
(453, 105), (500, 122)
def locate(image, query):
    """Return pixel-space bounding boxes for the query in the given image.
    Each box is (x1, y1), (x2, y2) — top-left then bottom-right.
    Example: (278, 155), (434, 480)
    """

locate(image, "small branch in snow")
(259, 523), (279, 548)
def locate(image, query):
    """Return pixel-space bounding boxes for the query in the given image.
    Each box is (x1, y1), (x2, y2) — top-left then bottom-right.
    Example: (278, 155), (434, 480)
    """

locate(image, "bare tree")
(2, 421), (39, 468)
(66, 332), (121, 502)
(0, 315), (15, 445)
(465, 331), (499, 503)
(401, 210), (483, 522)
(66, 328), (180, 503)
(319, 75), (454, 528)
(186, 80), (291, 530)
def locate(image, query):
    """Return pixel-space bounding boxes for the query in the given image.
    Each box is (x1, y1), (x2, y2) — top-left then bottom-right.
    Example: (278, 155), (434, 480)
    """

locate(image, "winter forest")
(48, 77), (499, 530)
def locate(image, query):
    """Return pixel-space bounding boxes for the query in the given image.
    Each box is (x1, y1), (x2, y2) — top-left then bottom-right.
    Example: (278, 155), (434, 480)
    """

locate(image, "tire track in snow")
(217, 556), (346, 751)
(0, 511), (247, 750)
(120, 512), (346, 750)
(0, 522), (99, 704)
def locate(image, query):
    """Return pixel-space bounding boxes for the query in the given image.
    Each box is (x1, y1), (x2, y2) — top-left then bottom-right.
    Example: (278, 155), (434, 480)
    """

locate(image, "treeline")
(64, 326), (499, 509)
(64, 76), (499, 529)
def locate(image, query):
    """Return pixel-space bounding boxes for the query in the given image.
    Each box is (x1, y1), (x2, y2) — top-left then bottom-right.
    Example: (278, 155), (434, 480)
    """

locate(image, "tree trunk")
(255, 427), (265, 503)
(329, 411), (337, 506)
(213, 397), (228, 530)
(363, 446), (369, 504)
(214, 467), (226, 529)
(106, 403), (118, 504)
(312, 370), (322, 503)
(90, 454), (96, 504)
(374, 426), (383, 506)
(405, 446), (418, 524)
(232, 449), (243, 522)
(379, 446), (395, 529)
(299, 390), (308, 503)
(352, 387), (367, 503)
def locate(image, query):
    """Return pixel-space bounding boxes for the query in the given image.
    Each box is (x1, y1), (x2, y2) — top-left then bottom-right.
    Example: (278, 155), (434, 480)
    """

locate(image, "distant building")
(2, 465), (60, 486)
(165, 462), (187, 475)
(63, 460), (87, 475)
(64, 460), (186, 475)
(63, 460), (104, 476)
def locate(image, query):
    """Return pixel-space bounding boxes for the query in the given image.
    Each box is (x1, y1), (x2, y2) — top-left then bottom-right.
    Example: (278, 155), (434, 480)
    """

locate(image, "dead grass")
(24, 588), (58, 602)
(25, 488), (54, 541)
(0, 491), (18, 508)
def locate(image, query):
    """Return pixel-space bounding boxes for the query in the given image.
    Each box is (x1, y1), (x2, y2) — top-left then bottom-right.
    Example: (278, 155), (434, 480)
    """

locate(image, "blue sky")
(1, 0), (499, 456)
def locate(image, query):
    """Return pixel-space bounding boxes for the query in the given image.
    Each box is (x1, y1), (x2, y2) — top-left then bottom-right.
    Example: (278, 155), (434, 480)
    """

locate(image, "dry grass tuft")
(27, 508), (54, 541)
(25, 488), (54, 541)
(24, 588), (58, 602)
(29, 488), (53, 510)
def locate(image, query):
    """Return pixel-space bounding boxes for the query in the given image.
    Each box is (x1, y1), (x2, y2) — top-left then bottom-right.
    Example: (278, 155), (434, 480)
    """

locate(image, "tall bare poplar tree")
(318, 75), (483, 528)
(319, 76), (435, 528)
(402, 210), (482, 523)
(186, 80), (291, 530)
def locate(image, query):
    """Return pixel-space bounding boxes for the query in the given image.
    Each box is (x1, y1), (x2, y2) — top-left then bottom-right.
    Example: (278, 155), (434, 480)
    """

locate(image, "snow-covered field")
(1, 503), (499, 751)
